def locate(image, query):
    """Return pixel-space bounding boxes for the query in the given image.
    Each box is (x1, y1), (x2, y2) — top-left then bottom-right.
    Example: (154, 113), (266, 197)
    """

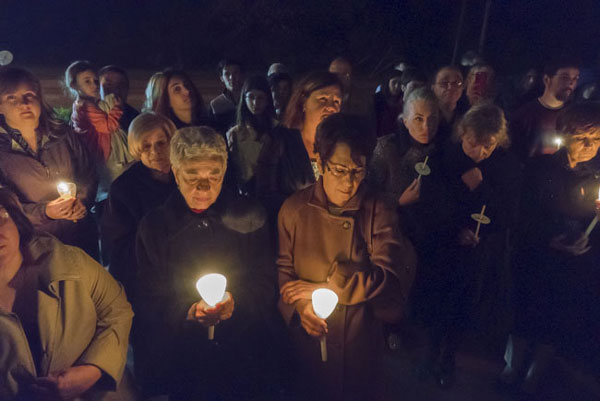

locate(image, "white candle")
(312, 289), (338, 362)
(196, 274), (227, 340)
(56, 181), (76, 199)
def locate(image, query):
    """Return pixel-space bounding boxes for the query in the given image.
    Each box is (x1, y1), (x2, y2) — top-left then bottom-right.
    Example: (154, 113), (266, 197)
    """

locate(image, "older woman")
(102, 112), (177, 299)
(0, 189), (133, 400)
(135, 127), (281, 400)
(421, 103), (521, 388)
(278, 113), (416, 401)
(0, 67), (99, 259)
(430, 65), (465, 139)
(500, 102), (600, 397)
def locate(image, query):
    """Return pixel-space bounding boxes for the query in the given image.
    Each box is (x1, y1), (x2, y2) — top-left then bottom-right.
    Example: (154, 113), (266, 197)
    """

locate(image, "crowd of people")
(0, 52), (598, 401)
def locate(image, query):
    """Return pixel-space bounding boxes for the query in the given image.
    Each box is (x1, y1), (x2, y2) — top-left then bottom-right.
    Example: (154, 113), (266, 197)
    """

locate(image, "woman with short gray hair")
(135, 125), (283, 400)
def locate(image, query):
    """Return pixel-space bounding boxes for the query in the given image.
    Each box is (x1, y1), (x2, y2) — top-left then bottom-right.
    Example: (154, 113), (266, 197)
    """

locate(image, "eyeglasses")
(326, 162), (365, 180)
(435, 81), (463, 89)
(555, 74), (579, 84)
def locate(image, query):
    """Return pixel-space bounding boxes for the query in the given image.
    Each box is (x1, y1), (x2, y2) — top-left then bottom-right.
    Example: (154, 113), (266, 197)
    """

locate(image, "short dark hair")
(314, 113), (376, 168)
(557, 102), (600, 135)
(64, 60), (96, 98)
(217, 59), (243, 75)
(0, 189), (34, 247)
(268, 72), (292, 90)
(98, 65), (129, 90)
(543, 56), (580, 78)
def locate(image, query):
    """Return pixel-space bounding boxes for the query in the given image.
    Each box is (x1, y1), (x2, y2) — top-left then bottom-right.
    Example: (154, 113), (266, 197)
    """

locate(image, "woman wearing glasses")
(431, 65), (465, 141)
(277, 113), (416, 401)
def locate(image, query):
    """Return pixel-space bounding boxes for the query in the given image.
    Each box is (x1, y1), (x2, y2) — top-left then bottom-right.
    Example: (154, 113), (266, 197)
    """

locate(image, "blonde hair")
(142, 72), (167, 112)
(455, 103), (510, 148)
(170, 126), (228, 170)
(127, 112), (177, 160)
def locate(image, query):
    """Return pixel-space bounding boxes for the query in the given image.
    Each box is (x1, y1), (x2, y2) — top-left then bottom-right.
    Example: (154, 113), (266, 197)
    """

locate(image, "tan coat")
(277, 180), (416, 401)
(0, 234), (133, 400)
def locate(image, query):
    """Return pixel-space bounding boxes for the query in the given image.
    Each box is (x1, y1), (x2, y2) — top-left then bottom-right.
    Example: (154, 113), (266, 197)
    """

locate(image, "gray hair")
(402, 87), (439, 116)
(170, 126), (228, 170)
(128, 112), (176, 160)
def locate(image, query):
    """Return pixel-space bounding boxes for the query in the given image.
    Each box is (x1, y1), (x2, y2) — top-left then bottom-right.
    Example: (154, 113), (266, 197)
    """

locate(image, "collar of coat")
(0, 120), (58, 155)
(23, 234), (83, 297)
(307, 177), (366, 213)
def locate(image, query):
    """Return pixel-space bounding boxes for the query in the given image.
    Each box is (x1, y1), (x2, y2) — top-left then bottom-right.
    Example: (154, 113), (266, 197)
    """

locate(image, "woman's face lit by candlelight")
(139, 128), (171, 174)
(0, 83), (41, 130)
(565, 128), (600, 166)
(319, 142), (366, 207)
(173, 158), (225, 210)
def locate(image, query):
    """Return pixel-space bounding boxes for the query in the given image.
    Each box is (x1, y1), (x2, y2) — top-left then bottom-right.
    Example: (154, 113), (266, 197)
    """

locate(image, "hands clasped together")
(281, 280), (328, 338)
(45, 197), (87, 221)
(31, 365), (101, 401)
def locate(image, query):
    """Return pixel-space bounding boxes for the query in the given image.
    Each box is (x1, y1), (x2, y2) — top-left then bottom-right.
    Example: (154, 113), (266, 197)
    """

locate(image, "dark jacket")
(437, 143), (521, 330)
(102, 161), (176, 301)
(135, 190), (281, 399)
(0, 121), (98, 257)
(513, 150), (600, 359)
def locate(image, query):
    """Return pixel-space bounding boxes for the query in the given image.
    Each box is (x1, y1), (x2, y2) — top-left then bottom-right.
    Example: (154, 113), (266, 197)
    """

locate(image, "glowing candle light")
(57, 181), (76, 199)
(584, 188), (600, 238)
(312, 289), (338, 362)
(196, 274), (227, 340)
(554, 137), (563, 150)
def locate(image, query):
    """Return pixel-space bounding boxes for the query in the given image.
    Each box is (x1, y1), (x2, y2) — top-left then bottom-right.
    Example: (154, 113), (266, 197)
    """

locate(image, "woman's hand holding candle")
(458, 228), (480, 247)
(398, 178), (421, 206)
(294, 299), (327, 337)
(45, 197), (76, 220)
(186, 292), (234, 327)
(550, 233), (590, 256)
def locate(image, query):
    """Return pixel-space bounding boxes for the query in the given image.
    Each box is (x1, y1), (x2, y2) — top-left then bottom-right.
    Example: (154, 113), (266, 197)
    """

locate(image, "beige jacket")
(277, 180), (416, 400)
(0, 234), (133, 400)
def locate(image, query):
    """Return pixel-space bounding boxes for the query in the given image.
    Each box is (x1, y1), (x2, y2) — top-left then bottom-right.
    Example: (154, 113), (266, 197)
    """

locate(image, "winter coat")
(0, 234), (133, 400)
(436, 143), (521, 331)
(277, 180), (416, 401)
(0, 121), (99, 258)
(513, 150), (600, 361)
(135, 190), (283, 399)
(101, 161), (176, 302)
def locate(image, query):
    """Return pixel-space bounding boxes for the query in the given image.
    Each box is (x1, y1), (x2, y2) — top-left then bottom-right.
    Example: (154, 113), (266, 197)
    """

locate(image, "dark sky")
(1, 0), (599, 76)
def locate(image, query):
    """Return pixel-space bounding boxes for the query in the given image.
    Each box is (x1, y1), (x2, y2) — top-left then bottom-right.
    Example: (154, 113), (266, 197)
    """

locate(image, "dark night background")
(2, 0), (600, 76)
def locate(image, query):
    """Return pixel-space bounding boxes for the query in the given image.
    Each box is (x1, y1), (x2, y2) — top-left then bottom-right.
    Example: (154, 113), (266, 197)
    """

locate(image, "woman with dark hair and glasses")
(0, 189), (133, 400)
(277, 113), (416, 401)
(0, 67), (98, 259)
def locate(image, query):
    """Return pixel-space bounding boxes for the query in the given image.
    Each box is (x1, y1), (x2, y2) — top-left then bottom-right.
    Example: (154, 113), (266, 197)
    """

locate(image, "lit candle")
(583, 188), (600, 238)
(554, 137), (563, 151)
(195, 274), (227, 340)
(56, 181), (76, 199)
(312, 289), (338, 362)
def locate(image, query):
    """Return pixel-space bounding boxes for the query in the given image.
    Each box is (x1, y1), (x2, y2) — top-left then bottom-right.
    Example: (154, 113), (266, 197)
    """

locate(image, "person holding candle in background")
(0, 67), (99, 259)
(419, 103), (521, 389)
(277, 113), (416, 401)
(135, 126), (284, 400)
(499, 102), (600, 398)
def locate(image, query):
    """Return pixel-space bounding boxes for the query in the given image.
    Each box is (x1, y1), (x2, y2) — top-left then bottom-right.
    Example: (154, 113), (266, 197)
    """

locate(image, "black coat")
(513, 150), (600, 360)
(134, 190), (283, 398)
(436, 143), (521, 331)
(101, 161), (176, 300)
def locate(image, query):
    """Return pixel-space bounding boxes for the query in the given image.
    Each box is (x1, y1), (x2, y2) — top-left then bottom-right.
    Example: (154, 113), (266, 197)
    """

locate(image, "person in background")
(142, 71), (167, 113)
(0, 67), (99, 259)
(149, 68), (210, 129)
(510, 58), (580, 161)
(500, 102), (600, 398)
(269, 71), (293, 121)
(400, 67), (427, 103)
(278, 113), (416, 401)
(374, 68), (403, 138)
(0, 189), (133, 400)
(66, 60), (134, 203)
(267, 62), (288, 77)
(419, 104), (520, 389)
(210, 59), (244, 133)
(226, 75), (278, 197)
(135, 126), (283, 400)
(465, 64), (497, 107)
(102, 112), (177, 303)
(430, 65), (465, 141)
(329, 57), (374, 121)
(498, 68), (540, 119)
(267, 71), (342, 215)
(99, 65), (140, 132)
